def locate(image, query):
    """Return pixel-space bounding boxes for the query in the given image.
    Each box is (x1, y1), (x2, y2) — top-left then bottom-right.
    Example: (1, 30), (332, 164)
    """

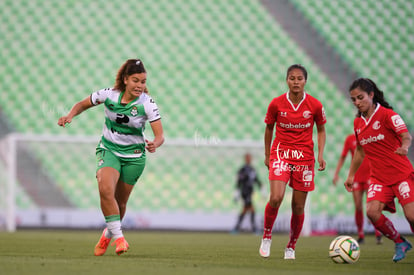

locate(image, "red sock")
(287, 213), (304, 249)
(355, 210), (364, 239)
(263, 202), (278, 239)
(373, 214), (403, 243)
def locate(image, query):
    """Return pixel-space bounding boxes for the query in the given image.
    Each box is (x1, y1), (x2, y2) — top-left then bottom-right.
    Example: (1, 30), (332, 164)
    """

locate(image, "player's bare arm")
(58, 96), (94, 127)
(145, 119), (164, 153)
(344, 144), (364, 192)
(316, 124), (326, 171)
(264, 123), (275, 168)
(395, 131), (412, 156)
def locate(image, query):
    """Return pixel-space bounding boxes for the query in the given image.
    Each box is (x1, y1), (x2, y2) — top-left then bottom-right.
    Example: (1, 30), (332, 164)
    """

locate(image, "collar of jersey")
(286, 91), (306, 111)
(119, 91), (139, 107)
(361, 103), (380, 125)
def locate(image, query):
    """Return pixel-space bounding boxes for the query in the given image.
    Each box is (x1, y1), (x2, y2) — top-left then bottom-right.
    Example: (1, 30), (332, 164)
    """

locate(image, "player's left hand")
(395, 147), (408, 156)
(145, 139), (157, 153)
(318, 158), (326, 171)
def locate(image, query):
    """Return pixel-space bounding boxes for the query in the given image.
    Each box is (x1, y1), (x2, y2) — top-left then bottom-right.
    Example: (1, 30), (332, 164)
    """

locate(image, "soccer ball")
(329, 235), (360, 264)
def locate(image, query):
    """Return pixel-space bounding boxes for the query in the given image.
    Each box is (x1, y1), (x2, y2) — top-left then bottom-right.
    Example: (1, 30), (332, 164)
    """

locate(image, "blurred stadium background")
(0, 0), (412, 233)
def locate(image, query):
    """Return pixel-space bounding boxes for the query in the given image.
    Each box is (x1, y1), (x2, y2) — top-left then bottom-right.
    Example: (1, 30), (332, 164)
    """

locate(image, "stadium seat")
(2, 0), (410, 220)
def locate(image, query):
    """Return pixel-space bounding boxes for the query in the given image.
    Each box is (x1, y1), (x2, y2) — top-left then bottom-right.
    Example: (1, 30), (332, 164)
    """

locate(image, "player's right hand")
(344, 178), (353, 192)
(58, 116), (72, 127)
(264, 156), (270, 169)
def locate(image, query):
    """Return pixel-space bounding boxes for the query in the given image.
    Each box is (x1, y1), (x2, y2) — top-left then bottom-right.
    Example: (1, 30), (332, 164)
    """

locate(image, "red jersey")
(354, 104), (413, 185)
(341, 134), (370, 182)
(264, 92), (326, 164)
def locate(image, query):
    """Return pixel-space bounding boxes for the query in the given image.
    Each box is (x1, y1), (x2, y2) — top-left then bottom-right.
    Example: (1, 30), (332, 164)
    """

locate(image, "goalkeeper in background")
(232, 153), (263, 233)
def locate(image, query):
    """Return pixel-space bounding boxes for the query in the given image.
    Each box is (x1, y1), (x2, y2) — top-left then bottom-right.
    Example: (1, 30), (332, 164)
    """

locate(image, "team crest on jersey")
(372, 121), (381, 130)
(303, 110), (311, 119)
(391, 115), (404, 127)
(130, 106), (138, 116)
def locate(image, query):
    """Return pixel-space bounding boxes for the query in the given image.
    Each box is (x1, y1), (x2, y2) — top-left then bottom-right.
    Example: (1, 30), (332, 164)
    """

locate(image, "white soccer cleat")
(259, 238), (272, 258)
(284, 247), (295, 260)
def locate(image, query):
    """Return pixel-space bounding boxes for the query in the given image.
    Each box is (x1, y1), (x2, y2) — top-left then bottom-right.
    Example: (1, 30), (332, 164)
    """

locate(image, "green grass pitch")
(0, 230), (412, 275)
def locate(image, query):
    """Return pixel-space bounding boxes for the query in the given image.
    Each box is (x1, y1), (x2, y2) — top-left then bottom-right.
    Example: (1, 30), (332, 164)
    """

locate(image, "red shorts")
(268, 159), (315, 192)
(367, 173), (414, 213)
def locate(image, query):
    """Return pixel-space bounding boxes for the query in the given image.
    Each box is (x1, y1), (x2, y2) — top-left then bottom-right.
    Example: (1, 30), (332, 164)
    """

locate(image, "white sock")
(106, 220), (123, 240)
(104, 228), (112, 238)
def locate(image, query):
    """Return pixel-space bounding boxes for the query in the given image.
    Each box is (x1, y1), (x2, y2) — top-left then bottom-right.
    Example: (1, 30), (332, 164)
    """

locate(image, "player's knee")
(366, 208), (381, 222)
(404, 212), (414, 225)
(292, 205), (305, 215)
(97, 183), (114, 201)
(269, 195), (283, 208)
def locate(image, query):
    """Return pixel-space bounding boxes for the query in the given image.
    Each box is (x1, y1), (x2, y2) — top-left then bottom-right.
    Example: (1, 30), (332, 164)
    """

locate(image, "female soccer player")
(333, 133), (382, 244)
(259, 64), (326, 260)
(344, 78), (413, 262)
(58, 59), (164, 256)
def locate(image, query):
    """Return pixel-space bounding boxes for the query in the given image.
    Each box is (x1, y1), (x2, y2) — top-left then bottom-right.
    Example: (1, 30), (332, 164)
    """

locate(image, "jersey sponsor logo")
(116, 113), (130, 124)
(372, 121), (381, 130)
(274, 142), (305, 161)
(303, 110), (311, 119)
(272, 160), (310, 178)
(360, 133), (385, 145)
(398, 181), (411, 199)
(272, 160), (309, 172)
(279, 122), (311, 129)
(391, 115), (404, 127)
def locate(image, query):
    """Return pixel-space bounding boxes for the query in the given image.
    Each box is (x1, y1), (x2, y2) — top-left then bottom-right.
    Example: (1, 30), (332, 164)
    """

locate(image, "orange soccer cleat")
(111, 237), (129, 255)
(94, 228), (112, 256)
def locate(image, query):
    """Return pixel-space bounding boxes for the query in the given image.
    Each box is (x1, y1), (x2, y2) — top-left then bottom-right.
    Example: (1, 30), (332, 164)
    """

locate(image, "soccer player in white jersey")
(344, 78), (413, 262)
(259, 64), (327, 260)
(58, 59), (164, 256)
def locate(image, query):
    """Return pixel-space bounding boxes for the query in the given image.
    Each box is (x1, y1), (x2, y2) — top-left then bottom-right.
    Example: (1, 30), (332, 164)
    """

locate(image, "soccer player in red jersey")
(344, 78), (413, 262)
(333, 134), (382, 244)
(259, 64), (327, 260)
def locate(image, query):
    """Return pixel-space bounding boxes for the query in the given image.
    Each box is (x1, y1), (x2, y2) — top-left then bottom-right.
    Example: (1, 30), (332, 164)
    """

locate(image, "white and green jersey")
(90, 88), (161, 158)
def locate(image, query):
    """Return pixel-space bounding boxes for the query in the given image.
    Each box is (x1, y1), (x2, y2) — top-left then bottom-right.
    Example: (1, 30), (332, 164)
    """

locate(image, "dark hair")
(349, 78), (392, 116)
(114, 59), (147, 92)
(286, 64), (308, 80)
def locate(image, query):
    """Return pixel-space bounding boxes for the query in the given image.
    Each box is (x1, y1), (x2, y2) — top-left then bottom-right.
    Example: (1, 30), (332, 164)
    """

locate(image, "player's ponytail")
(349, 78), (393, 116)
(114, 59), (147, 92)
